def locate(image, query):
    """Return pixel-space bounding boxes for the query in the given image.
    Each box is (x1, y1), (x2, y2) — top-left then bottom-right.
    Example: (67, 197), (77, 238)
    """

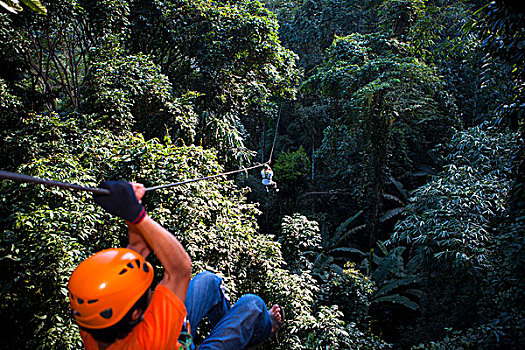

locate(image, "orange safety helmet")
(68, 248), (154, 329)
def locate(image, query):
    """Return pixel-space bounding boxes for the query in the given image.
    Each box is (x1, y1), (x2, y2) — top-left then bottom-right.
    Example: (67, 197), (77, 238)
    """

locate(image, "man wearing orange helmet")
(68, 181), (283, 349)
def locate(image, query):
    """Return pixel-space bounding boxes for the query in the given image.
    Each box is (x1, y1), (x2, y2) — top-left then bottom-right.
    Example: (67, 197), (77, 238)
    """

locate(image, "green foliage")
(318, 262), (375, 328)
(1, 0), (104, 111)
(79, 0), (131, 38)
(327, 210), (366, 250)
(128, 0), (300, 166)
(0, 112), (383, 350)
(301, 305), (390, 350)
(262, 264), (388, 349)
(279, 213), (321, 272)
(0, 77), (20, 111)
(0, 14), (25, 84)
(326, 240), (421, 342)
(466, 0), (525, 117)
(274, 271), (390, 350)
(273, 146), (311, 197)
(466, 0), (525, 232)
(278, 0), (381, 70)
(2, 0), (299, 166)
(311, 32), (456, 244)
(390, 124), (519, 269)
(409, 214), (525, 349)
(406, 0), (475, 63)
(83, 36), (197, 140)
(406, 0), (514, 127)
(364, 242), (421, 312)
(387, 123), (521, 346)
(411, 314), (524, 350)
(262, 267), (320, 350)
(416, 175), (525, 350)
(0, 119), (122, 348)
(378, 0), (424, 38)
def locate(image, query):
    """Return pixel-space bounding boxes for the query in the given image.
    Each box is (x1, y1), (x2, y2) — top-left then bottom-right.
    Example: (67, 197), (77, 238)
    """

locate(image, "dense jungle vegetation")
(0, 0), (523, 349)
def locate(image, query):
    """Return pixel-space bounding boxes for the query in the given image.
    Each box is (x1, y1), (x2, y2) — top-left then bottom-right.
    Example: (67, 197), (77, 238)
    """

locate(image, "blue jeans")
(184, 271), (272, 349)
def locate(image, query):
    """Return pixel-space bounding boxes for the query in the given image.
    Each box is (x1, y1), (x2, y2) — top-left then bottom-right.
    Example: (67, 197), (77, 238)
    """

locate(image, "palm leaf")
(372, 246), (406, 283)
(383, 193), (405, 205)
(379, 207), (405, 223)
(20, 0), (46, 14)
(372, 294), (420, 310)
(388, 175), (408, 200)
(335, 210), (363, 235)
(372, 254), (396, 284)
(0, 0), (22, 13)
(333, 224), (366, 248)
(330, 263), (343, 274)
(405, 288), (424, 298)
(405, 254), (423, 274)
(312, 252), (333, 271)
(374, 277), (419, 297)
(377, 240), (388, 255)
(330, 247), (368, 257)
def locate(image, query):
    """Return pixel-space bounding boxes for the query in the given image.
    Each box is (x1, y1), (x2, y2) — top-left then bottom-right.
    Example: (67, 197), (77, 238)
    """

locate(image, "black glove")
(93, 181), (146, 224)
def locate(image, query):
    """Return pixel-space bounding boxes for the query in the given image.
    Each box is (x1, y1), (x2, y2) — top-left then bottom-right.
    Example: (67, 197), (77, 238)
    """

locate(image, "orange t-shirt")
(80, 284), (186, 350)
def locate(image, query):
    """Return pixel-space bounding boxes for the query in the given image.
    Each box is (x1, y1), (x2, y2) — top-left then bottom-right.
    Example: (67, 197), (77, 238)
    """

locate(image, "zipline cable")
(144, 162), (268, 192)
(0, 107), (283, 195)
(0, 170), (111, 195)
(267, 105), (281, 165)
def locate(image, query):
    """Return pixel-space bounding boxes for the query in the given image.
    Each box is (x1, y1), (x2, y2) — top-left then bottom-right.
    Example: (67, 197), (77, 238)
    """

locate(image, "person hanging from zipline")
(260, 164), (279, 193)
(68, 180), (284, 349)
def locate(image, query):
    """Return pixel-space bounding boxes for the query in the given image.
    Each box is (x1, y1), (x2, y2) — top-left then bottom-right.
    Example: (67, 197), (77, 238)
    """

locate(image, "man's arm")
(126, 183), (151, 258)
(134, 215), (191, 302)
(94, 181), (191, 302)
(127, 222), (152, 258)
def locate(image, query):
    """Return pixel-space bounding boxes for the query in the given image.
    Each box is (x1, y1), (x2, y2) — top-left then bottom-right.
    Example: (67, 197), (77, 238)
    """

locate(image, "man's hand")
(131, 182), (145, 202)
(94, 181), (146, 224)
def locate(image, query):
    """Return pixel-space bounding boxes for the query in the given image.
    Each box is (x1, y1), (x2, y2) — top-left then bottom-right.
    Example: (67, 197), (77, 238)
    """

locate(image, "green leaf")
(333, 224), (366, 248)
(0, 0), (22, 13)
(374, 277), (419, 297)
(20, 0), (46, 14)
(383, 193), (405, 205)
(330, 247), (368, 256)
(379, 207), (405, 223)
(335, 210), (363, 235)
(372, 294), (420, 310)
(389, 175), (408, 201)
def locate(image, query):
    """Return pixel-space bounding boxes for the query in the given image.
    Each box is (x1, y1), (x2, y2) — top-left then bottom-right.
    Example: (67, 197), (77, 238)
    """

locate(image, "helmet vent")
(72, 310), (81, 316)
(77, 298), (84, 304)
(100, 308), (113, 319)
(87, 299), (98, 304)
(142, 262), (149, 273)
(127, 263), (134, 269)
(119, 268), (127, 275)
(135, 259), (140, 268)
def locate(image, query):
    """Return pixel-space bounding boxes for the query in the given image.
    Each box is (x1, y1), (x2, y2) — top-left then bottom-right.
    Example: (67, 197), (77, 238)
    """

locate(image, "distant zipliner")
(261, 164), (279, 193)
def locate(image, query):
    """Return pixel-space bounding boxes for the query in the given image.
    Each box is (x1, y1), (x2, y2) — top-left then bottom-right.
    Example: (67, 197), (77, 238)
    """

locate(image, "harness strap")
(262, 169), (272, 179)
(178, 317), (193, 350)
